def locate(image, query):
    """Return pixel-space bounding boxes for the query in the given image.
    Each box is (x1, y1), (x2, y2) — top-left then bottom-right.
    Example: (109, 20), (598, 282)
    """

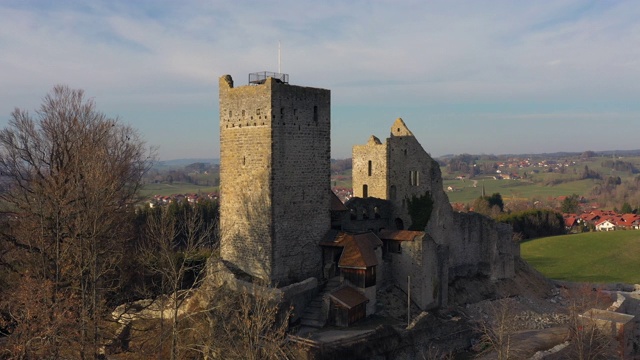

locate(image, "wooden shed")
(328, 286), (369, 327)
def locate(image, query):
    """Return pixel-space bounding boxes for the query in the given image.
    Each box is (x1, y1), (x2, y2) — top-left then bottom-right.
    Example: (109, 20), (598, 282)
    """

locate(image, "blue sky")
(1, 1), (639, 160)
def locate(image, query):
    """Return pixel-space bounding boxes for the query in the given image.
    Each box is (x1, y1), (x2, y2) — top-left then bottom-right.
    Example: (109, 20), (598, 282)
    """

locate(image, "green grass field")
(521, 231), (640, 284)
(443, 178), (597, 204)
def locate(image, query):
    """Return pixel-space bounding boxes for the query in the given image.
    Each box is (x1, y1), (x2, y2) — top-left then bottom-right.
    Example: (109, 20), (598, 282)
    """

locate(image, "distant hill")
(155, 158), (219, 168)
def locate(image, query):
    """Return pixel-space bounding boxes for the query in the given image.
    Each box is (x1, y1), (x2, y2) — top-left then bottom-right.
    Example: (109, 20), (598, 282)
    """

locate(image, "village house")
(565, 209), (640, 232)
(595, 219), (616, 232)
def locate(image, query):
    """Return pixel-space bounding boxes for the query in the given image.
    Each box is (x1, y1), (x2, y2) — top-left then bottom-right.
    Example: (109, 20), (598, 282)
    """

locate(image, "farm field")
(443, 177), (596, 204)
(331, 169), (352, 189)
(140, 182), (218, 197)
(521, 231), (640, 284)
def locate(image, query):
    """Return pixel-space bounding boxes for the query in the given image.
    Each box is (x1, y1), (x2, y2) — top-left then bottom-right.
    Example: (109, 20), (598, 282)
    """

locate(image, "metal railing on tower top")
(249, 72), (289, 85)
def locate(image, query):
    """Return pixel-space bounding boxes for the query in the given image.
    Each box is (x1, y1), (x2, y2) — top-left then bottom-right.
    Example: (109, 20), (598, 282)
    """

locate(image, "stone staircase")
(299, 277), (341, 328)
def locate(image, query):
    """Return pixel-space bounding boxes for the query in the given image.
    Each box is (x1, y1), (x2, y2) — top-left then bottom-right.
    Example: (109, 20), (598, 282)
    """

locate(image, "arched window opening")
(410, 171), (420, 186)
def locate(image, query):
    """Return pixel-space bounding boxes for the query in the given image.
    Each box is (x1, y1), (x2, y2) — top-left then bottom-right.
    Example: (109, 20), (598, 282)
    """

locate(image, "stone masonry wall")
(270, 80), (330, 284)
(351, 118), (517, 308)
(342, 197), (392, 234)
(389, 235), (440, 310)
(218, 75), (329, 285)
(353, 135), (388, 199)
(450, 211), (515, 280)
(386, 118), (453, 245)
(219, 75), (274, 281)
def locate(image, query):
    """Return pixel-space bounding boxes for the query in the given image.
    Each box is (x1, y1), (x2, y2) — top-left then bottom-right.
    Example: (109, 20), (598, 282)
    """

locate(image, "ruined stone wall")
(352, 118), (453, 242)
(385, 119), (453, 245)
(389, 235), (440, 310)
(353, 136), (388, 199)
(219, 75), (330, 285)
(450, 212), (515, 280)
(342, 197), (392, 234)
(351, 118), (518, 309)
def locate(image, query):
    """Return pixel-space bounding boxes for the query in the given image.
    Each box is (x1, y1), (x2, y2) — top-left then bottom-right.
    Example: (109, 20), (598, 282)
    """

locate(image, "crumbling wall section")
(389, 235), (441, 310)
(385, 119), (453, 246)
(450, 211), (515, 281)
(342, 197), (393, 233)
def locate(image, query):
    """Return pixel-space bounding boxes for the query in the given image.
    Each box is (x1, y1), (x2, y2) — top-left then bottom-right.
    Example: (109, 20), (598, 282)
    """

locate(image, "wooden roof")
(378, 229), (425, 241)
(320, 231), (382, 269)
(339, 233), (381, 269)
(330, 190), (348, 212)
(329, 286), (369, 309)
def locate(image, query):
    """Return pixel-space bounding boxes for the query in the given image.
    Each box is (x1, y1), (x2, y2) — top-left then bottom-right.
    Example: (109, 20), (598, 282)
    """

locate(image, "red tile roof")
(564, 216), (577, 228)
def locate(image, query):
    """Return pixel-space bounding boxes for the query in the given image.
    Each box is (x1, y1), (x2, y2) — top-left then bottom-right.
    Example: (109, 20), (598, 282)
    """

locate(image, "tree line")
(466, 192), (565, 241)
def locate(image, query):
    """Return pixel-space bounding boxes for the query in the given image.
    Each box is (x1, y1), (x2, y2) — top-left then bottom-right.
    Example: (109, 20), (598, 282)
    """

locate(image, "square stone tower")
(218, 73), (331, 286)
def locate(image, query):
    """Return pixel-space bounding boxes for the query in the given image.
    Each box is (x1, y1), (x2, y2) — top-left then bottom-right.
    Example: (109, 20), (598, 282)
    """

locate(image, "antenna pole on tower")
(278, 41), (281, 74)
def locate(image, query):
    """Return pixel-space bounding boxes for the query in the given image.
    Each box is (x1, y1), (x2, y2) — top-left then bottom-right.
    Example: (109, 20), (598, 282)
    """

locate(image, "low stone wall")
(205, 258), (318, 323)
(281, 278), (319, 322)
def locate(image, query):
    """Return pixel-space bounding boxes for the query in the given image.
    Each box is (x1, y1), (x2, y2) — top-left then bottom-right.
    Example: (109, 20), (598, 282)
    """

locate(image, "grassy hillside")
(521, 231), (640, 284)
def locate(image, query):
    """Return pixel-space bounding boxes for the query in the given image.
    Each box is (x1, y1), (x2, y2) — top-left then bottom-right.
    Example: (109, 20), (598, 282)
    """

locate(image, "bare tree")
(186, 284), (296, 360)
(0, 85), (152, 359)
(475, 298), (520, 360)
(138, 204), (216, 360)
(564, 285), (614, 360)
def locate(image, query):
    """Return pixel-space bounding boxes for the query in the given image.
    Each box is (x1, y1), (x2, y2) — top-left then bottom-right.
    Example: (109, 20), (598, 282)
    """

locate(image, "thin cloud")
(1, 1), (639, 159)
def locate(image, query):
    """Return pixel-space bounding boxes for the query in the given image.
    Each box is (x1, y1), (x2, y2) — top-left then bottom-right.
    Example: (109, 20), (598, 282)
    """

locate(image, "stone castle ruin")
(215, 72), (519, 328)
